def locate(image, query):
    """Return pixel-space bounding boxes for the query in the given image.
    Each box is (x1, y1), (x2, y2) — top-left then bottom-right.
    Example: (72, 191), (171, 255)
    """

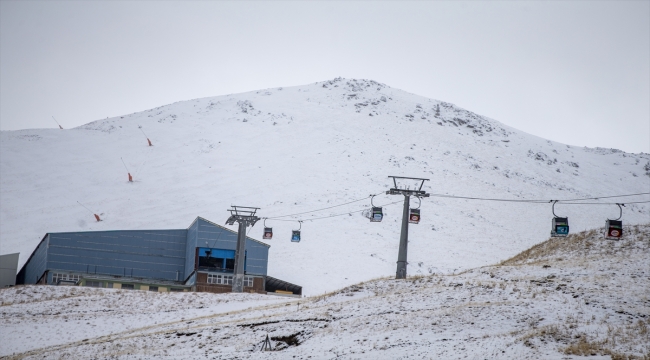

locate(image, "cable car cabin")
(551, 217), (569, 237)
(291, 230), (301, 243)
(263, 227), (273, 240)
(370, 207), (383, 222)
(605, 220), (623, 240)
(409, 209), (420, 224)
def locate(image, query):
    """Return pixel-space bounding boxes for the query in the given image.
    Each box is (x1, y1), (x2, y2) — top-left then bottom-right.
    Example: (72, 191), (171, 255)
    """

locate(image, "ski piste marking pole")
(138, 125), (153, 146)
(121, 157), (133, 182)
(77, 201), (101, 221)
(52, 116), (63, 129)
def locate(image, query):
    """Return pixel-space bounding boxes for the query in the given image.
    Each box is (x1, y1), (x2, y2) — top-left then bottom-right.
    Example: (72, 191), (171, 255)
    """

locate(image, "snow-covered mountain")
(1, 78), (648, 295)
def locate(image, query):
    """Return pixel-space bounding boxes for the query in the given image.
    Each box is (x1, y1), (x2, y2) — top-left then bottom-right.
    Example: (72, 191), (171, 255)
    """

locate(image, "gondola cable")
(427, 192), (650, 204)
(264, 193), (382, 220)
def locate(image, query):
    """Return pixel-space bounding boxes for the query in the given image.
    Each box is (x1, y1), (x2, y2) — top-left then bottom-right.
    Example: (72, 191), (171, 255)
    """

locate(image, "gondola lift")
(369, 195), (383, 222)
(605, 203), (624, 240)
(550, 200), (569, 237)
(409, 197), (421, 224)
(262, 219), (273, 240)
(291, 221), (302, 243)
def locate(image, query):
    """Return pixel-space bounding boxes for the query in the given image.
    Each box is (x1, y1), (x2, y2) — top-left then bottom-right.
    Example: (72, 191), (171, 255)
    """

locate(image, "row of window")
(207, 274), (254, 287)
(52, 273), (80, 283)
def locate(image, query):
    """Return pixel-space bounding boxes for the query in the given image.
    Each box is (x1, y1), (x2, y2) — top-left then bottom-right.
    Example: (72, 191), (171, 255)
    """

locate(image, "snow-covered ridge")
(1, 78), (649, 297)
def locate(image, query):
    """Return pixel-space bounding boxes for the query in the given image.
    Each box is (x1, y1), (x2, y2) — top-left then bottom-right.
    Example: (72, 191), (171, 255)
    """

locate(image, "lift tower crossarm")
(225, 206), (260, 293)
(386, 176), (430, 280)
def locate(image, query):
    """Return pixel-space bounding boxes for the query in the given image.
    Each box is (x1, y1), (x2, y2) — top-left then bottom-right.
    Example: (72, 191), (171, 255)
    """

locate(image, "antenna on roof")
(121, 157), (133, 182)
(77, 201), (101, 222)
(52, 116), (63, 129)
(138, 125), (153, 146)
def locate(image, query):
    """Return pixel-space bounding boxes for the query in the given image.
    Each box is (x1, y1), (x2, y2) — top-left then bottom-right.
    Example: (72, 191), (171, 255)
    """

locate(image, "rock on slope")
(1, 77), (649, 295)
(2, 225), (648, 359)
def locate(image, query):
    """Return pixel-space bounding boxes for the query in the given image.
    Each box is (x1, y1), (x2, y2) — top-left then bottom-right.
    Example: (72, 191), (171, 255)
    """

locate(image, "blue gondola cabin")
(551, 217), (569, 237)
(371, 207), (383, 222)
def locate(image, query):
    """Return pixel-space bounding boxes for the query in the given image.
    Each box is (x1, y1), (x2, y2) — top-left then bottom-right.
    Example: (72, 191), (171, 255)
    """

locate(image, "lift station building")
(16, 217), (302, 296)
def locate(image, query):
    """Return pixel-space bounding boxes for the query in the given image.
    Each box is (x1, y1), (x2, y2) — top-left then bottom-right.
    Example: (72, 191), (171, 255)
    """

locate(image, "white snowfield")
(1, 225), (648, 359)
(1, 78), (648, 297)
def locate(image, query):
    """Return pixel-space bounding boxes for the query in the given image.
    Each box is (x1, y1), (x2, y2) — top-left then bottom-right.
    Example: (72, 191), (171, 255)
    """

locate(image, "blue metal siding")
(195, 218), (269, 276)
(19, 216), (269, 286)
(184, 219), (199, 280)
(197, 218), (239, 249)
(244, 239), (269, 276)
(47, 229), (187, 282)
(24, 235), (49, 284)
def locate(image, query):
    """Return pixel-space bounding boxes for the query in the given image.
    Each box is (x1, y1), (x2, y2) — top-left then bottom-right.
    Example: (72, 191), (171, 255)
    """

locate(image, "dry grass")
(500, 224), (649, 266)
(518, 319), (650, 360)
(564, 337), (650, 360)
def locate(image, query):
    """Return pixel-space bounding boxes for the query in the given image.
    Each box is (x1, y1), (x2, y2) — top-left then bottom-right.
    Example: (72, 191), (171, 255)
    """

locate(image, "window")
(170, 288), (184, 292)
(121, 284), (135, 290)
(206, 274), (252, 287)
(225, 259), (235, 270)
(199, 256), (226, 269)
(86, 281), (103, 288)
(149, 286), (158, 292)
(52, 273), (80, 284)
(207, 274), (233, 285)
(197, 248), (236, 272)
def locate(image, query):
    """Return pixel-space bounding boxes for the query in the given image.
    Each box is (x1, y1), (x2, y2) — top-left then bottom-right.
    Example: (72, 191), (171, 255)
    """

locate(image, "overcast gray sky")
(1, 1), (648, 153)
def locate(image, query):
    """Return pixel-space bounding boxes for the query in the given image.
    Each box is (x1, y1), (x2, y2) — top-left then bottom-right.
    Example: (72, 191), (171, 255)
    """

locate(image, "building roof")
(192, 216), (270, 248)
(265, 275), (302, 295)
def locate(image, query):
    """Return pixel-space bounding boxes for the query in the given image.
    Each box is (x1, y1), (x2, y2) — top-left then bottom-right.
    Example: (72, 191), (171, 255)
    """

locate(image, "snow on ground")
(2, 225), (648, 359)
(0, 287), (292, 357)
(1, 78), (649, 297)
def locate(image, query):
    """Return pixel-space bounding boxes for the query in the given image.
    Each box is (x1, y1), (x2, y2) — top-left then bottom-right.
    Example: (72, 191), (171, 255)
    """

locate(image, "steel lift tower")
(386, 176), (430, 279)
(226, 206), (260, 292)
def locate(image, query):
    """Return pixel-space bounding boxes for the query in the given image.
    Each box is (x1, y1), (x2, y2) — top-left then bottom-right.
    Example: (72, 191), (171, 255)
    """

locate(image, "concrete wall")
(0, 253), (20, 287)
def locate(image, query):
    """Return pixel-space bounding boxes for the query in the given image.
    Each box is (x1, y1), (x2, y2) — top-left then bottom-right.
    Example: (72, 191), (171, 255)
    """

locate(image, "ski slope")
(1, 78), (649, 296)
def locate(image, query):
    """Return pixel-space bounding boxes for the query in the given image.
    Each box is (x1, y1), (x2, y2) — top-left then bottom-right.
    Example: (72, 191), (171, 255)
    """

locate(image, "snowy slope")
(1, 78), (649, 296)
(2, 225), (648, 359)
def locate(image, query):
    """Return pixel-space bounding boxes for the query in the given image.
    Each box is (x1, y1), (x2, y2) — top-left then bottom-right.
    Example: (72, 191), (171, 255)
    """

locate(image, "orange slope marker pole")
(52, 116), (63, 129)
(121, 157), (133, 182)
(77, 201), (101, 222)
(138, 125), (153, 146)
